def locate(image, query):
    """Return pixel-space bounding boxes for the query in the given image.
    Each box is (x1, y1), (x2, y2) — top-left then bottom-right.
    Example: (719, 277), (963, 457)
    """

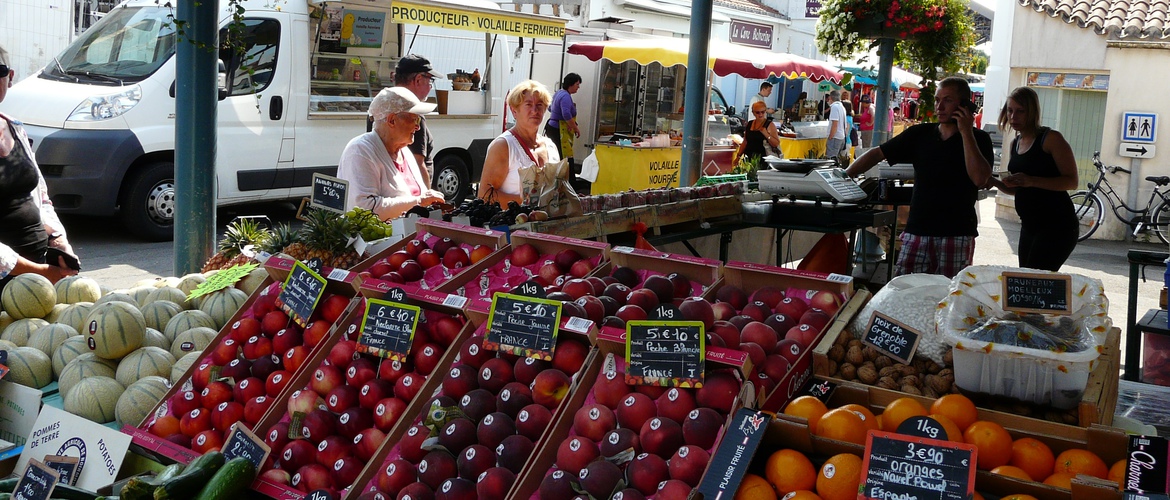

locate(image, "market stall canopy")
(841, 65), (923, 89)
(567, 38), (844, 84)
(380, 0), (568, 39)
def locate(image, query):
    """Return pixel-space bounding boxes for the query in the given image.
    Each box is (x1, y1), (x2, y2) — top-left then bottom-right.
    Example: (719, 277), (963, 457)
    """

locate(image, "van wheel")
(433, 156), (470, 204)
(119, 161), (176, 241)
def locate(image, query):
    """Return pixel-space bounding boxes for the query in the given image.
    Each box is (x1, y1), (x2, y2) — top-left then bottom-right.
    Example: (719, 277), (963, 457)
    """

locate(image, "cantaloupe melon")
(116, 376), (170, 427)
(0, 312), (12, 333)
(64, 376), (124, 423)
(2, 318), (48, 346)
(95, 291), (137, 306)
(116, 347), (176, 387)
(1, 274), (56, 319)
(6, 346), (52, 388)
(142, 328), (169, 350)
(59, 353), (118, 398)
(0, 339), (18, 352)
(52, 336), (89, 377)
(146, 287), (190, 310)
(170, 327), (217, 360)
(56, 302), (94, 333)
(54, 276), (101, 304)
(83, 301), (146, 360)
(237, 267), (269, 295)
(27, 323), (78, 357)
(177, 274), (207, 310)
(141, 300), (183, 331)
(43, 304), (67, 324)
(199, 288), (248, 329)
(163, 310), (216, 343)
(128, 286), (156, 307)
(133, 278), (166, 289)
(171, 352), (202, 383)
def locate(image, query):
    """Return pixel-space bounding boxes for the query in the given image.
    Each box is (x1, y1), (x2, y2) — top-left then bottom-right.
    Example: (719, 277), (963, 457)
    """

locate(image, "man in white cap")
(338, 87), (445, 220)
(396, 54), (444, 186)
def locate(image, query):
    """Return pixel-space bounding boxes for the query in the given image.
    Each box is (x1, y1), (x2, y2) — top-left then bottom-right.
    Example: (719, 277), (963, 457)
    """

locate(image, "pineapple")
(299, 208), (358, 268)
(266, 222), (304, 259)
(202, 218), (270, 272)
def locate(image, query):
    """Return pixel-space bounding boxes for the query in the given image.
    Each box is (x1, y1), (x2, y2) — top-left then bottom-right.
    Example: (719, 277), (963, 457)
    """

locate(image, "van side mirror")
(726, 105), (735, 116)
(167, 60), (230, 100)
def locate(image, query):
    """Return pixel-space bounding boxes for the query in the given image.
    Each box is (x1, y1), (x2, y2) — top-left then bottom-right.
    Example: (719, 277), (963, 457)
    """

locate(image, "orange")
(785, 396), (829, 429)
(881, 397), (928, 432)
(766, 449), (817, 494)
(1108, 459), (1125, 487)
(930, 394), (978, 432)
(840, 404), (879, 432)
(815, 408), (869, 445)
(1053, 448), (1109, 479)
(736, 473), (778, 500)
(973, 492), (984, 500)
(1009, 438), (1055, 482)
(781, 491), (822, 500)
(924, 414), (964, 443)
(963, 421), (1013, 470)
(149, 415), (180, 437)
(1043, 472), (1076, 489)
(990, 465), (1033, 481)
(815, 453), (862, 500)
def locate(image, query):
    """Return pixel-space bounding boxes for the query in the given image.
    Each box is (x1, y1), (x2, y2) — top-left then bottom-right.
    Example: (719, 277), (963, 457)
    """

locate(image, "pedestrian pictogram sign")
(1123, 112), (1157, 143)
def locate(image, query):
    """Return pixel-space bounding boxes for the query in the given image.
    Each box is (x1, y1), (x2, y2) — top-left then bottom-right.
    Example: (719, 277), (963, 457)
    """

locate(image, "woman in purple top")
(545, 73), (581, 169)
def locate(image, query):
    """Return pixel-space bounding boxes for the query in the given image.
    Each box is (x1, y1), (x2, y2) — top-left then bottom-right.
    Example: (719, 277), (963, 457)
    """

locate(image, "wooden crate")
(511, 213), (603, 240)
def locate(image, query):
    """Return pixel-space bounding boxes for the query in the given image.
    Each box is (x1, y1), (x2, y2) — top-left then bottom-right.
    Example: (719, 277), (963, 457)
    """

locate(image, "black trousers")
(1018, 222), (1078, 271)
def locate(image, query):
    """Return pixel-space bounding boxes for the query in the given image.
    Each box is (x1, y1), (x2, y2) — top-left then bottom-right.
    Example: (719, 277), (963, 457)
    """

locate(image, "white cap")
(370, 86), (436, 121)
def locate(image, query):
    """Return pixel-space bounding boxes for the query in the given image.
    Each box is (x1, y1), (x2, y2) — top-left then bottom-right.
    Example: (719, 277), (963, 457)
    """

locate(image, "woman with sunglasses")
(734, 100), (781, 164)
(0, 44), (79, 287)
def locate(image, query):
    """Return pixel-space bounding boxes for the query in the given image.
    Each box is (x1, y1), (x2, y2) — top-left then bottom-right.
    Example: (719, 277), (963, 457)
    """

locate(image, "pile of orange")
(735, 450), (861, 500)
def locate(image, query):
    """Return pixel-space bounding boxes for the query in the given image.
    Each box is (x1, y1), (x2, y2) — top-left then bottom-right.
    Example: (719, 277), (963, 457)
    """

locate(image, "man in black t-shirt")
(396, 55), (443, 186)
(845, 77), (993, 278)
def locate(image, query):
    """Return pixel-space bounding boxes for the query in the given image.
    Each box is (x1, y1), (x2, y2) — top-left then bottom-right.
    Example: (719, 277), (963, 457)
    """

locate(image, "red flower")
(934, 20), (943, 29)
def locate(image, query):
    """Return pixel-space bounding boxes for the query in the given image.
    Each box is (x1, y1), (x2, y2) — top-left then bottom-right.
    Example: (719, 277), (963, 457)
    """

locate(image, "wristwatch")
(48, 231), (63, 241)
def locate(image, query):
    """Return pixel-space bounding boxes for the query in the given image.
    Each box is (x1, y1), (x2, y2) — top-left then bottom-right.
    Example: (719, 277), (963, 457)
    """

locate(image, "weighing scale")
(877, 161), (915, 180)
(758, 158), (868, 203)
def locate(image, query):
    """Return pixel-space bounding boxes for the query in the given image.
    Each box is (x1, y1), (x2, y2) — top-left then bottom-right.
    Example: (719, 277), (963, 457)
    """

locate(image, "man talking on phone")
(844, 77), (993, 278)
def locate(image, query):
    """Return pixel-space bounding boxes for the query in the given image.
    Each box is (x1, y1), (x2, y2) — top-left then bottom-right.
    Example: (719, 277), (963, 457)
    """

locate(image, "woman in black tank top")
(988, 87), (1080, 271)
(735, 101), (781, 164)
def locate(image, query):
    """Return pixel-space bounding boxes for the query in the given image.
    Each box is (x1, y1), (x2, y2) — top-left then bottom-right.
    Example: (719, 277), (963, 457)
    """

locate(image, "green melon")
(1, 274), (56, 319)
(177, 274), (207, 309)
(64, 376), (124, 423)
(59, 353), (118, 398)
(171, 352), (202, 384)
(116, 347), (176, 387)
(133, 278), (166, 289)
(170, 327), (217, 360)
(56, 302), (94, 334)
(237, 267), (269, 295)
(128, 286), (157, 308)
(95, 292), (137, 307)
(83, 301), (146, 360)
(141, 300), (184, 331)
(0, 339), (18, 352)
(142, 328), (169, 350)
(5, 347), (52, 388)
(163, 310), (216, 344)
(27, 323), (79, 357)
(52, 336), (89, 377)
(43, 303), (68, 324)
(2, 318), (49, 346)
(116, 376), (170, 427)
(199, 288), (248, 329)
(0, 312), (12, 332)
(146, 288), (189, 310)
(54, 276), (102, 304)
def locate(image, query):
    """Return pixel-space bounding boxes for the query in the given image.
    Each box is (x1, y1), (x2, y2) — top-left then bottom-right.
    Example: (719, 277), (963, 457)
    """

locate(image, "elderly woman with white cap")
(338, 86), (445, 220)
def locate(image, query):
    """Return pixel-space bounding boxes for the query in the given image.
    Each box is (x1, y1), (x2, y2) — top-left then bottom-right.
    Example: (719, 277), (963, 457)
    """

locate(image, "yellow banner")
(592, 145), (738, 194)
(391, 3), (565, 39)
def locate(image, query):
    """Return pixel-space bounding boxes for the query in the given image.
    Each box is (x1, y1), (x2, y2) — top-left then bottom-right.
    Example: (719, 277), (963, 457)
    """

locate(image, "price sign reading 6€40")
(278, 260), (327, 327)
(357, 298), (421, 361)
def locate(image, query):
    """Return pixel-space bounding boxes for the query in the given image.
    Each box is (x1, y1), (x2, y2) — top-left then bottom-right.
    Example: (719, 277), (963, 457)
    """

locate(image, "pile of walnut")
(820, 328), (1080, 425)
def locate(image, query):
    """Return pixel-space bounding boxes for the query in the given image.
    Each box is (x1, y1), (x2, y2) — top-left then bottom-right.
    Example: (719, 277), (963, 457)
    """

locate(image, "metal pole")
(871, 37), (896, 146)
(680, 0), (714, 187)
(174, 1), (219, 275)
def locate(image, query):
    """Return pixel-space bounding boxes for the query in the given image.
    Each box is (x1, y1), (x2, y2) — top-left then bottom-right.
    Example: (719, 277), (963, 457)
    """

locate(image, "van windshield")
(41, 5), (176, 84)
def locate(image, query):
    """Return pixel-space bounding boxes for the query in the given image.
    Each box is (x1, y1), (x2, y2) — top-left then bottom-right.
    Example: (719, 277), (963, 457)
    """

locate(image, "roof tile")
(1021, 0), (1170, 37)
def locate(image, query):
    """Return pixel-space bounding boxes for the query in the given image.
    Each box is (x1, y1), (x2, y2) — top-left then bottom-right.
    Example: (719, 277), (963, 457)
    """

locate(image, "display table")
(591, 144), (737, 194)
(778, 137), (825, 160)
(1127, 250), (1169, 380)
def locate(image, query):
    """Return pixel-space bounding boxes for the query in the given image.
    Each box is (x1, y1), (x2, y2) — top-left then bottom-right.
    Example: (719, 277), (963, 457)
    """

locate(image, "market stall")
(567, 38), (843, 193)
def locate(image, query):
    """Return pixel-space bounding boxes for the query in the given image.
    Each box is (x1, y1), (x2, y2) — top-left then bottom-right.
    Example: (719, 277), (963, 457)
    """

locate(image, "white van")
(0, 0), (566, 240)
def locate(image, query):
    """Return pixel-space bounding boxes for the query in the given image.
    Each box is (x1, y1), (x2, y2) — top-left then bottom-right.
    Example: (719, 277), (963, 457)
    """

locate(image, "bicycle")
(1070, 151), (1170, 243)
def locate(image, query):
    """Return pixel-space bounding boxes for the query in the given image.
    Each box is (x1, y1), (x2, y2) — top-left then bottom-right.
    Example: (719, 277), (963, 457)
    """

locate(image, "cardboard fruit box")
(123, 257), (362, 464)
(606, 246), (723, 295)
(350, 219), (508, 297)
(250, 292), (475, 499)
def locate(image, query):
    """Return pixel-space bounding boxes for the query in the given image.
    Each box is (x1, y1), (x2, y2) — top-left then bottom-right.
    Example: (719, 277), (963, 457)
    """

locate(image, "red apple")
(570, 259), (593, 278)
(809, 290), (843, 315)
(775, 297), (810, 319)
(678, 297), (715, 330)
(417, 249), (441, 269)
(310, 365), (344, 397)
(511, 244), (540, 267)
(353, 427), (386, 461)
(319, 294), (350, 324)
(715, 285), (749, 310)
(373, 397), (407, 432)
(443, 247), (471, 269)
(469, 245), (493, 263)
(327, 340), (358, 367)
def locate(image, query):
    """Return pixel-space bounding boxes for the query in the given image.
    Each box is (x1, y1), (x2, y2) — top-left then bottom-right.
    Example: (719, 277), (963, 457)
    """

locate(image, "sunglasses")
(0, 65), (8, 77)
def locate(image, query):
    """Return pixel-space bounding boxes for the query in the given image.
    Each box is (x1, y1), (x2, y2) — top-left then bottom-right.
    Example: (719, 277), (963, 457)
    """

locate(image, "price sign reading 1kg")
(625, 320), (705, 388)
(310, 173), (349, 214)
(278, 260), (328, 327)
(1001, 271), (1073, 315)
(358, 298), (421, 361)
(485, 293), (562, 361)
(861, 430), (977, 500)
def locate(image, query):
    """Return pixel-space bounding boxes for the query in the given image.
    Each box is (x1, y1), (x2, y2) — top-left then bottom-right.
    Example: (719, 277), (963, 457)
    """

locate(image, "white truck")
(0, 0), (566, 240)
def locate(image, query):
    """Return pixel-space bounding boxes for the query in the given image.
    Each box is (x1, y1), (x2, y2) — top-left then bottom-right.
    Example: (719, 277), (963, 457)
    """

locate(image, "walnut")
(839, 329), (855, 344)
(826, 360), (838, 377)
(896, 364), (919, 377)
(879, 366), (899, 379)
(876, 376), (899, 389)
(848, 339), (863, 350)
(1061, 411), (1079, 425)
(1012, 403), (1034, 417)
(943, 349), (954, 366)
(912, 357), (930, 371)
(900, 384), (922, 395)
(901, 375), (921, 388)
(828, 344), (845, 363)
(924, 360), (942, 374)
(922, 386), (939, 399)
(857, 365), (879, 384)
(926, 374), (952, 394)
(839, 363), (857, 380)
(874, 356), (893, 370)
(862, 346), (880, 361)
(845, 346), (865, 365)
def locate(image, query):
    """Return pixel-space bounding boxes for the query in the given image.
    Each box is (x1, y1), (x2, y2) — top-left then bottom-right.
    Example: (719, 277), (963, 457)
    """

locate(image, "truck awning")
(568, 38), (844, 83)
(390, 0), (568, 40)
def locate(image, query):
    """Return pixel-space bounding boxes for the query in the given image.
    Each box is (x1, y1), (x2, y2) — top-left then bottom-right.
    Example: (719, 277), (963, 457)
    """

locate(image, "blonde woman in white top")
(338, 87), (445, 220)
(478, 80), (560, 205)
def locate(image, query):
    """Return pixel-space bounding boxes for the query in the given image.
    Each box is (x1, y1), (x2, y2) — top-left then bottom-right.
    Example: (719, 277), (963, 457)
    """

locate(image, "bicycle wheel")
(1153, 200), (1170, 245)
(1069, 191), (1103, 241)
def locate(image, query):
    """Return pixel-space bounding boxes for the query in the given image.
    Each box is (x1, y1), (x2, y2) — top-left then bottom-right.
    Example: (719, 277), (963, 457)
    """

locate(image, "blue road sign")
(1123, 112), (1157, 143)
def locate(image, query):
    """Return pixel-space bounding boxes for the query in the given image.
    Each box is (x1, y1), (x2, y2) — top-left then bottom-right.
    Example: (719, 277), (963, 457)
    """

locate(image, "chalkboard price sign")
(278, 260), (327, 327)
(862, 312), (921, 365)
(625, 320), (705, 388)
(485, 292), (562, 360)
(41, 456), (78, 487)
(652, 304), (684, 321)
(306, 489), (335, 500)
(357, 298), (421, 361)
(512, 280), (547, 299)
(12, 459), (59, 500)
(1001, 271), (1073, 315)
(861, 430), (976, 500)
(222, 424), (271, 470)
(897, 415), (951, 441)
(311, 173), (349, 214)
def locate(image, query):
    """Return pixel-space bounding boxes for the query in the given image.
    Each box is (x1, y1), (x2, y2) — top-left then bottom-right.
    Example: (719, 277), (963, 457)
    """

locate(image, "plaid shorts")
(895, 233), (975, 278)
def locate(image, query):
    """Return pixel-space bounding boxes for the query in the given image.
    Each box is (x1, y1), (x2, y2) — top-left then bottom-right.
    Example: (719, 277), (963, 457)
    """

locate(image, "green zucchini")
(45, 483), (101, 500)
(153, 452), (225, 500)
(191, 458), (256, 500)
(154, 464), (185, 484)
(0, 478), (16, 492)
